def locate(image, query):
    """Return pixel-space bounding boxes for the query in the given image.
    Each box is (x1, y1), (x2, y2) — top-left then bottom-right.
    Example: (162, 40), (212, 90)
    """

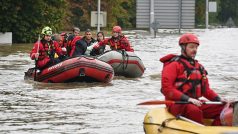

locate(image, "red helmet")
(179, 33), (199, 46)
(112, 26), (122, 33)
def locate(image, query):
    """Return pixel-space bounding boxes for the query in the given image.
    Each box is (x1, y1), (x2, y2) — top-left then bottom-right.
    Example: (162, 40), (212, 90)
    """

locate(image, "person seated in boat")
(97, 31), (105, 42)
(160, 33), (230, 126)
(30, 26), (67, 70)
(91, 26), (134, 54)
(90, 31), (108, 56)
(67, 27), (82, 57)
(52, 33), (68, 49)
(71, 29), (97, 57)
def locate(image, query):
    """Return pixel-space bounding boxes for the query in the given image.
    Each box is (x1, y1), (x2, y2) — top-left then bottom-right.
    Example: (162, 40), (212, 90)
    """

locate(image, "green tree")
(196, 0), (238, 27)
(0, 0), (67, 43)
(67, 0), (136, 31)
(106, 0), (135, 29)
(218, 0), (238, 26)
(208, 0), (221, 26)
(195, 0), (205, 27)
(68, 0), (92, 30)
(120, 1), (136, 28)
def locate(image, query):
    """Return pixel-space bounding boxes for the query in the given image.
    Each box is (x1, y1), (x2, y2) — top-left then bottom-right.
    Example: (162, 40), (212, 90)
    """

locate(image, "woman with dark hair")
(97, 31), (105, 42)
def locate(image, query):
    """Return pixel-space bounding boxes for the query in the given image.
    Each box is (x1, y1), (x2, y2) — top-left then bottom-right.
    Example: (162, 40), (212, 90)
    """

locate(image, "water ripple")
(1, 28), (238, 133)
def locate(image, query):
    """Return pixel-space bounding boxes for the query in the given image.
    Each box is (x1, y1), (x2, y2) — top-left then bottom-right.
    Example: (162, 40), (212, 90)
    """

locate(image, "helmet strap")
(181, 44), (194, 60)
(181, 45), (187, 55)
(41, 34), (45, 39)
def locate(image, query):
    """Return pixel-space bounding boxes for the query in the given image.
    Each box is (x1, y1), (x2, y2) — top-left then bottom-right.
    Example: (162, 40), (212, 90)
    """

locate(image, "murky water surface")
(1, 29), (238, 134)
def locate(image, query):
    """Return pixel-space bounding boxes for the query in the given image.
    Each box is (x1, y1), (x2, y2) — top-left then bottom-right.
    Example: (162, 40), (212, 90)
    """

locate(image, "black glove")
(90, 48), (97, 56)
(59, 55), (67, 61)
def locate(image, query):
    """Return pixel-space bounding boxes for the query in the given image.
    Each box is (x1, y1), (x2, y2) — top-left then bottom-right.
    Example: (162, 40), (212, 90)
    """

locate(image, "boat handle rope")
(143, 118), (199, 134)
(113, 50), (129, 71)
(158, 117), (176, 132)
(121, 50), (129, 71)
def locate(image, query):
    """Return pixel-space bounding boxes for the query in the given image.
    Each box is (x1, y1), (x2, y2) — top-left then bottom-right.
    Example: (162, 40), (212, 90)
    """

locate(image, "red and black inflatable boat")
(24, 56), (114, 83)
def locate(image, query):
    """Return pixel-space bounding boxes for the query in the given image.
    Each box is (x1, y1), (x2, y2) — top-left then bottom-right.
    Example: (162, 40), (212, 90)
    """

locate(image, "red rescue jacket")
(30, 40), (63, 69)
(94, 35), (134, 52)
(160, 54), (220, 102)
(67, 35), (82, 57)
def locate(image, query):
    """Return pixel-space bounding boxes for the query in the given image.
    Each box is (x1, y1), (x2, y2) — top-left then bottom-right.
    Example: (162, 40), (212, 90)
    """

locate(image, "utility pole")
(206, 0), (209, 29)
(150, 0), (154, 34)
(178, 0), (182, 34)
(97, 0), (101, 32)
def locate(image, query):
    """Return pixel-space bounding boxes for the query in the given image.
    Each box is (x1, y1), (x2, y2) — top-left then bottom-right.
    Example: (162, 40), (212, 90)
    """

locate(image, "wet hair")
(97, 31), (104, 37)
(73, 27), (80, 32)
(52, 34), (61, 42)
(85, 29), (91, 33)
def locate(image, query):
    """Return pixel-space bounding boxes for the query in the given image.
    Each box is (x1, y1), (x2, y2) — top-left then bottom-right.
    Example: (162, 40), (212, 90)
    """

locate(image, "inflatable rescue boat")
(24, 56), (114, 83)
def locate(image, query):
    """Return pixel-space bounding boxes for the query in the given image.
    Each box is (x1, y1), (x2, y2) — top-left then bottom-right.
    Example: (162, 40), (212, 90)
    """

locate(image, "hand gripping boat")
(97, 50), (145, 78)
(24, 56), (114, 83)
(143, 107), (238, 134)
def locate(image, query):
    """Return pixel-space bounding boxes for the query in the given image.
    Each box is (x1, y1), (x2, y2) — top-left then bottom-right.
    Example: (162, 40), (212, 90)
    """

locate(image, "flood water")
(0, 28), (238, 134)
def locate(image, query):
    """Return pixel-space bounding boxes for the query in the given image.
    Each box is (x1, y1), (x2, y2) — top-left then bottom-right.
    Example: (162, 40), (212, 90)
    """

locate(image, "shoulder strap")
(177, 58), (192, 78)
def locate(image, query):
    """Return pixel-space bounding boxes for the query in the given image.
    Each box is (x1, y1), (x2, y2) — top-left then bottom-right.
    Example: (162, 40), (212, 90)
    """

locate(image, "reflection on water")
(0, 28), (238, 134)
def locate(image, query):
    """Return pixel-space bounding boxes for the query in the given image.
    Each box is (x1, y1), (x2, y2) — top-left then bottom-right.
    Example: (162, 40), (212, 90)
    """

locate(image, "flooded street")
(1, 28), (238, 134)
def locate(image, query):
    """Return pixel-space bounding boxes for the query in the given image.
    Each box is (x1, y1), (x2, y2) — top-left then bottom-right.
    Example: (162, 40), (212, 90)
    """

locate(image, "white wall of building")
(0, 32), (12, 45)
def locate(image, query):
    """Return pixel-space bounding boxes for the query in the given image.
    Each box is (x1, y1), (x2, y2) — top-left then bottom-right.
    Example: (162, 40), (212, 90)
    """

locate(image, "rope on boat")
(143, 118), (200, 134)
(113, 50), (129, 72)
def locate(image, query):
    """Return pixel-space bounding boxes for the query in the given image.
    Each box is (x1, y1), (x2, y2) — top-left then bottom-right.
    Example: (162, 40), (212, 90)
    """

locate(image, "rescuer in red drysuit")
(160, 33), (232, 126)
(30, 26), (66, 69)
(92, 26), (134, 53)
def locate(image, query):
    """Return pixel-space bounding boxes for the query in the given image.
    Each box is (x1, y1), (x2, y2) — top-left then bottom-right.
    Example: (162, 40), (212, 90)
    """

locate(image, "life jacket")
(108, 35), (133, 51)
(59, 32), (68, 48)
(67, 35), (81, 56)
(160, 54), (208, 98)
(72, 37), (97, 57)
(58, 37), (67, 48)
(38, 40), (58, 60)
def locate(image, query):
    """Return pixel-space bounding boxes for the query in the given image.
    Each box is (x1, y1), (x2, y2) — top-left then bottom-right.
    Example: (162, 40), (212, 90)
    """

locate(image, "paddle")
(137, 100), (223, 105)
(178, 115), (205, 126)
(34, 35), (41, 81)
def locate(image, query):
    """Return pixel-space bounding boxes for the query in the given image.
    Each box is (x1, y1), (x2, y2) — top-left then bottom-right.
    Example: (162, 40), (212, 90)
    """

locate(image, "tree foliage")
(195, 0), (238, 27)
(0, 0), (136, 43)
(195, 0), (206, 27)
(0, 0), (67, 43)
(218, 0), (238, 25)
(68, 0), (136, 30)
(1, 0), (237, 43)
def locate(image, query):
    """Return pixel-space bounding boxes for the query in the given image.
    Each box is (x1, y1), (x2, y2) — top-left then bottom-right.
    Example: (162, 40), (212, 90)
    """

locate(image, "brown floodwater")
(0, 28), (238, 134)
